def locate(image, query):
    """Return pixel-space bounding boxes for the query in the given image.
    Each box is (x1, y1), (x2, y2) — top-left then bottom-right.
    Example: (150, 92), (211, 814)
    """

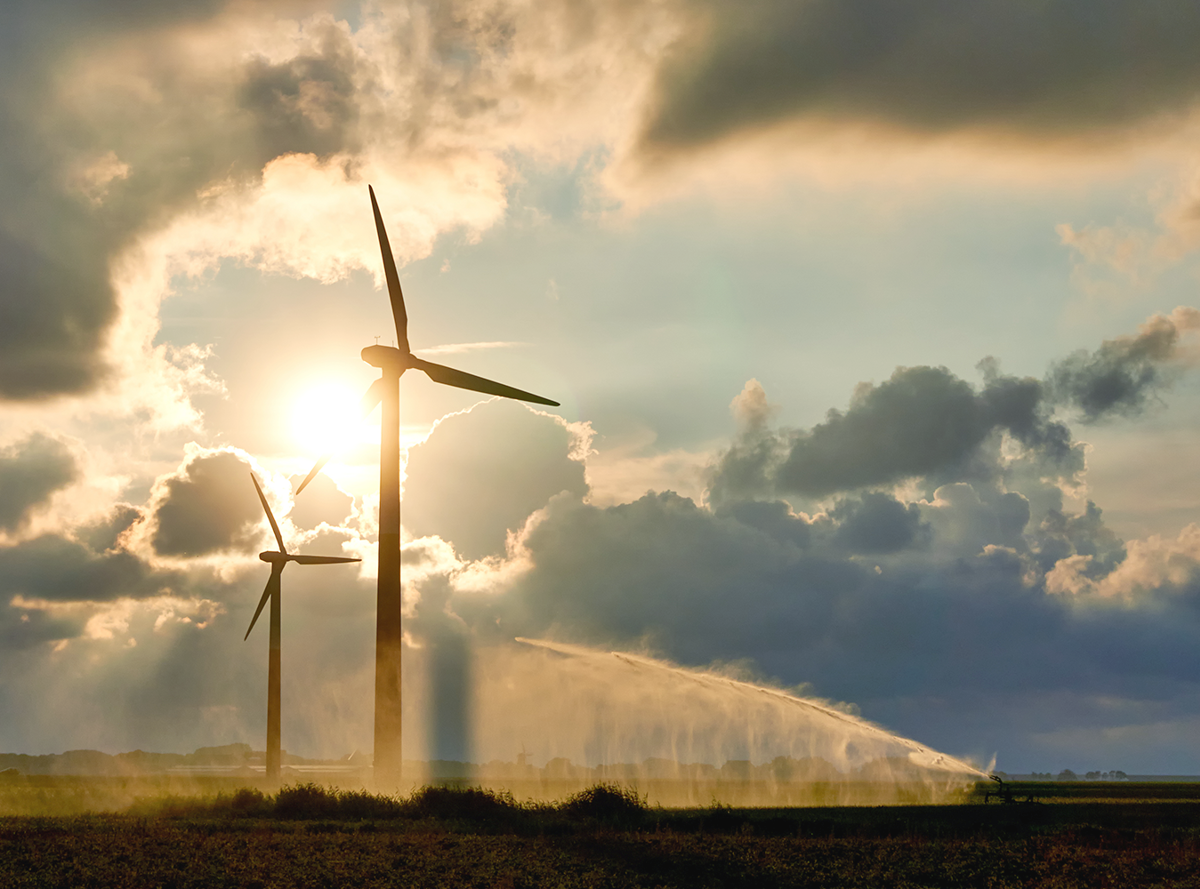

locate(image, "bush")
(560, 783), (647, 822)
(228, 787), (270, 817)
(274, 783), (340, 819)
(337, 788), (403, 820)
(406, 785), (520, 822)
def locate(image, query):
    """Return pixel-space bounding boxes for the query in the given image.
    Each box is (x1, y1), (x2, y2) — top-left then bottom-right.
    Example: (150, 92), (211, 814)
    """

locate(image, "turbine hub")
(259, 551), (288, 564)
(362, 344), (407, 372)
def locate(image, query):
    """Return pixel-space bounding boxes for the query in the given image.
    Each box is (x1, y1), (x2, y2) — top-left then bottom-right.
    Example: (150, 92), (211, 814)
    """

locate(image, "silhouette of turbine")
(246, 472), (359, 781)
(296, 185), (558, 785)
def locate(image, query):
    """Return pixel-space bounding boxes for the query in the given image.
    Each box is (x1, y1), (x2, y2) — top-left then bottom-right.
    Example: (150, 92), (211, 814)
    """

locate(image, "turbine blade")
(251, 472), (287, 554)
(245, 569), (281, 640)
(369, 185), (410, 354)
(294, 455), (331, 498)
(359, 376), (386, 416)
(295, 378), (385, 496)
(290, 555), (362, 565)
(409, 357), (560, 406)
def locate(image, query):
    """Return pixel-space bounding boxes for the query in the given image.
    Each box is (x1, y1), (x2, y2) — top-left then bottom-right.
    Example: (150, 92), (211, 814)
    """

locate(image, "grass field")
(3, 781), (1200, 887)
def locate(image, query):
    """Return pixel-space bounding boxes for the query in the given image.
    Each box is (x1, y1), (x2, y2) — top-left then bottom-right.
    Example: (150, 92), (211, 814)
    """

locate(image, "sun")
(290, 381), (374, 456)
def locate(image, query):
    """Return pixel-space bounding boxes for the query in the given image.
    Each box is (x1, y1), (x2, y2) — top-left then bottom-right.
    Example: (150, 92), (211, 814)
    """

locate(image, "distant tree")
(1111, 770), (1128, 781)
(1085, 771), (1101, 780)
(1057, 769), (1078, 781)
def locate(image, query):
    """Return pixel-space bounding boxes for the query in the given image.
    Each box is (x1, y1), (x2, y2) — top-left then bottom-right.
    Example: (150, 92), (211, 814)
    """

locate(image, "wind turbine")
(246, 472), (360, 781)
(296, 185), (558, 785)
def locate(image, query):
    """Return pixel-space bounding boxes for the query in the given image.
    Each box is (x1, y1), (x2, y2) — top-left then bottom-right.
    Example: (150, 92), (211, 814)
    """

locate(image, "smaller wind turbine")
(246, 472), (359, 780)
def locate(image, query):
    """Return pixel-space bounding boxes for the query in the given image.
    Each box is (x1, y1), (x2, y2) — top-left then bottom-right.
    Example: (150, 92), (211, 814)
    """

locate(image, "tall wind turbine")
(246, 472), (360, 781)
(296, 185), (558, 785)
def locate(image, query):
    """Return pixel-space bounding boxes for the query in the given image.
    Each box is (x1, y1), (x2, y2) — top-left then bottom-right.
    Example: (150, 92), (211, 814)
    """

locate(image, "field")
(3, 780), (1200, 887)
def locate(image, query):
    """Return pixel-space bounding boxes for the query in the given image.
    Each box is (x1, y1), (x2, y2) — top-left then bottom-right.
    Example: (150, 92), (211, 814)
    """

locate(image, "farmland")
(3, 781), (1200, 887)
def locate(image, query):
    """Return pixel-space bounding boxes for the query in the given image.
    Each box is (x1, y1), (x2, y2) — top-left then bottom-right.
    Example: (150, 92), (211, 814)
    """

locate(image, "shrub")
(274, 783), (340, 819)
(228, 787), (270, 817)
(560, 783), (647, 823)
(406, 785), (520, 822)
(336, 788), (403, 820)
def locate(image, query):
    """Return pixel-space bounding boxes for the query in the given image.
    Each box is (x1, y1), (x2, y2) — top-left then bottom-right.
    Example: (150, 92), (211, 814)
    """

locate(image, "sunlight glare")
(291, 382), (373, 455)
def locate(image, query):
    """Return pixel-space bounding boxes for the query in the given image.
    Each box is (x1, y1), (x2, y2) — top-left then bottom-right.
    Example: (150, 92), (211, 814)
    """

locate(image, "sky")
(3, 0), (1200, 775)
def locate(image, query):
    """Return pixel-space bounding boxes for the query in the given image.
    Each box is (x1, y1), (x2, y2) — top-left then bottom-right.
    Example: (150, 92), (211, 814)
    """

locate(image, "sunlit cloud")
(417, 341), (526, 355)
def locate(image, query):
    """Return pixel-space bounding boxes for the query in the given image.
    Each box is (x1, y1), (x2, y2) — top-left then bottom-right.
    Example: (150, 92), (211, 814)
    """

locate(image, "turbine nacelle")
(361, 344), (408, 372)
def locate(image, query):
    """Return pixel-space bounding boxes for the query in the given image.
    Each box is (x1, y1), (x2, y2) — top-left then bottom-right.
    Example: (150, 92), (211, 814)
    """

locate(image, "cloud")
(444, 470), (1200, 770)
(1048, 522), (1200, 599)
(0, 501), (190, 651)
(0, 0), (668, 406)
(287, 472), (354, 531)
(0, 2), (334, 401)
(831, 491), (928, 555)
(919, 483), (1031, 560)
(1048, 307), (1200, 421)
(147, 447), (263, 558)
(710, 310), (1200, 508)
(778, 366), (1000, 497)
(640, 0), (1200, 157)
(402, 401), (589, 560)
(6, 0), (1200, 414)
(79, 504), (144, 554)
(0, 433), (79, 534)
(711, 365), (1078, 504)
(0, 598), (86, 651)
(0, 536), (173, 607)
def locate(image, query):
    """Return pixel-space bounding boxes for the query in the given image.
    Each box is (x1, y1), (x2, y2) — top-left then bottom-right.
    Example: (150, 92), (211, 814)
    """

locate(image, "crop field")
(3, 781), (1200, 888)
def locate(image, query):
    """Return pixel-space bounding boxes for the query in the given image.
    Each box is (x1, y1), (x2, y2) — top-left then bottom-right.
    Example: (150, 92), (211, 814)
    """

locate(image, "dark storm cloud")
(0, 534), (174, 605)
(0, 603), (83, 650)
(777, 366), (996, 497)
(238, 29), (364, 163)
(1033, 500), (1127, 577)
(711, 310), (1199, 504)
(0, 433), (79, 533)
(642, 0), (1200, 153)
(713, 498), (812, 549)
(920, 483), (1033, 558)
(831, 492), (928, 555)
(711, 365), (1078, 502)
(0, 1), (360, 400)
(403, 402), (588, 560)
(473, 491), (1200, 716)
(0, 502), (184, 649)
(705, 398), (785, 507)
(1048, 308), (1200, 421)
(150, 450), (261, 557)
(0, 209), (118, 398)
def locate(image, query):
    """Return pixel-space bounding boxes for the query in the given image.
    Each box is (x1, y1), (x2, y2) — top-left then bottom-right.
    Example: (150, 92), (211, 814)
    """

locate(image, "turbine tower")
(246, 472), (360, 781)
(297, 185), (558, 785)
